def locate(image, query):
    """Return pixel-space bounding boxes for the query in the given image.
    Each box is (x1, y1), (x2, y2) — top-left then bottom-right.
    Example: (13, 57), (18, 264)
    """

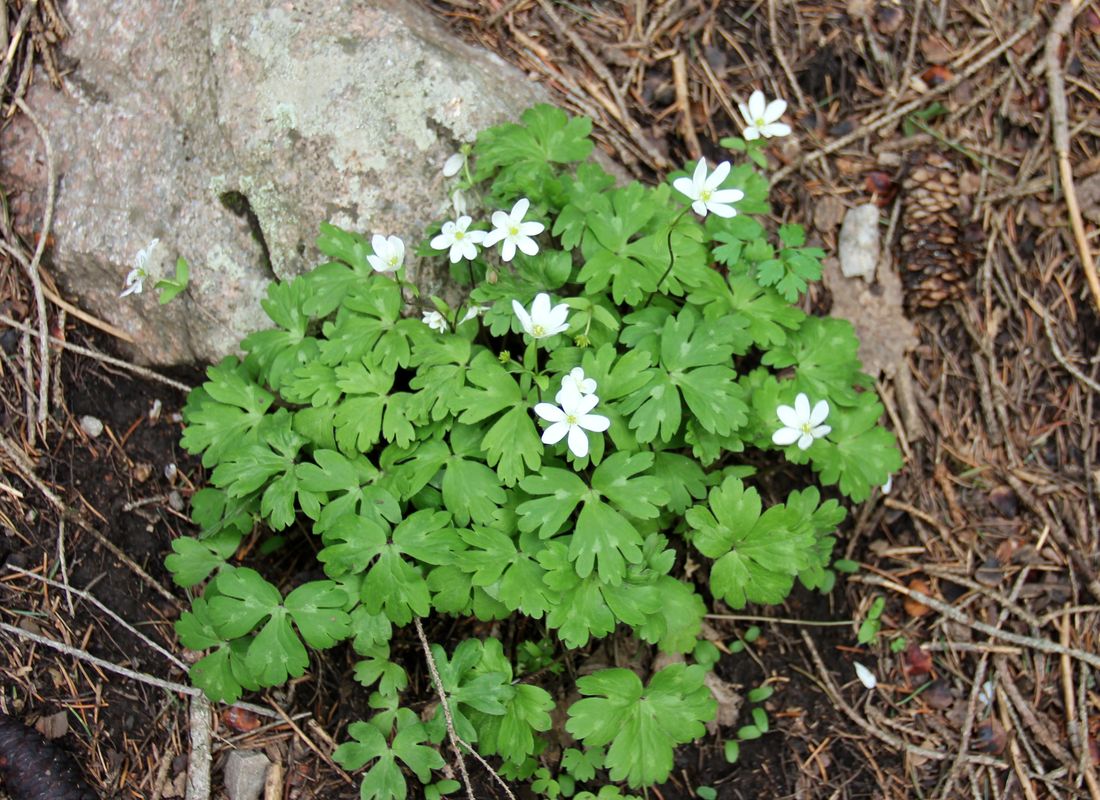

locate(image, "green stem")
(654, 206), (692, 293)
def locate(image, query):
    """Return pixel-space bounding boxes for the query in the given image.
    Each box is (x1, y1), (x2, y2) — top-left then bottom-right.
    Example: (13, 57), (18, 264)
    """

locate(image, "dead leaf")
(34, 710), (68, 740)
(1075, 173), (1100, 224)
(813, 195), (846, 234)
(703, 671), (744, 735)
(823, 257), (919, 378)
(222, 706), (263, 733)
(904, 579), (933, 618)
(920, 35), (954, 64)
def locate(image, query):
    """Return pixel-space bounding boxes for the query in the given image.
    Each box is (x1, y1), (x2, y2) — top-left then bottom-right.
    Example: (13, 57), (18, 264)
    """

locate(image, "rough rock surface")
(223, 749), (270, 800)
(1, 0), (546, 364)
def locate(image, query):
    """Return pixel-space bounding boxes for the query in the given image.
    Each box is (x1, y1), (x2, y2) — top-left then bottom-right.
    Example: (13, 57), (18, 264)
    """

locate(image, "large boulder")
(1, 0), (546, 364)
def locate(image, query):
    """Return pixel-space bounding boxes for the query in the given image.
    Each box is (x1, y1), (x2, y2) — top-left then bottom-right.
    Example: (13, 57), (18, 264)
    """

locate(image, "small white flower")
(854, 661), (877, 690)
(367, 234), (405, 274)
(512, 292), (570, 339)
(882, 474), (894, 494)
(534, 385), (610, 459)
(772, 393), (831, 450)
(442, 152), (466, 178)
(460, 305), (490, 324)
(430, 216), (486, 263)
(483, 198), (545, 262)
(422, 310), (449, 333)
(672, 158), (744, 219)
(120, 238), (159, 298)
(739, 90), (792, 141)
(557, 367), (596, 404)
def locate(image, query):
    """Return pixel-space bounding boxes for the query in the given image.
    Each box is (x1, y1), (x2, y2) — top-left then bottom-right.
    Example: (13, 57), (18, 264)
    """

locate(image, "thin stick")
(12, 97), (55, 429)
(853, 574), (1100, 670)
(413, 617), (519, 800)
(0, 619), (285, 720)
(263, 697), (355, 787)
(774, 12), (1042, 182)
(6, 564), (188, 670)
(184, 694), (211, 800)
(0, 312), (191, 392)
(1060, 617), (1100, 800)
(767, 0), (807, 111)
(54, 519), (74, 615)
(1045, 0), (1100, 316)
(0, 0), (37, 94)
(704, 613), (852, 626)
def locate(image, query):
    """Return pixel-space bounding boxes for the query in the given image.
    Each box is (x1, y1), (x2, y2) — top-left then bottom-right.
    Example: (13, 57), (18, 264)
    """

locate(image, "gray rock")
(838, 203), (881, 282)
(2, 0), (546, 365)
(223, 749), (270, 800)
(78, 415), (103, 438)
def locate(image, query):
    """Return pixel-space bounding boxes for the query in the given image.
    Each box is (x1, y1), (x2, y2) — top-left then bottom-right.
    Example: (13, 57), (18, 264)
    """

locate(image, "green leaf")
(181, 357), (273, 467)
(809, 392), (902, 502)
(565, 664), (716, 788)
(762, 317), (868, 407)
(590, 452), (669, 520)
(284, 581), (351, 649)
(442, 450), (507, 527)
(208, 567), (282, 639)
(571, 498), (644, 585)
(561, 747), (605, 782)
(155, 257), (190, 304)
(242, 277), (318, 391)
(481, 405), (542, 486)
(165, 531), (241, 587)
(334, 713), (444, 800)
(685, 477), (815, 609)
(517, 468), (587, 538)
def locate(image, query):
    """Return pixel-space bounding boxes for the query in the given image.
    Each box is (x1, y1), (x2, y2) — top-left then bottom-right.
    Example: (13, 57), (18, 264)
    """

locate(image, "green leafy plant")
(168, 102), (901, 798)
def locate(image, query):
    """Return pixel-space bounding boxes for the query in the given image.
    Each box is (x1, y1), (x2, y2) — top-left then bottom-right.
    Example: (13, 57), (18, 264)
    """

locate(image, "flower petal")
(854, 662), (877, 689)
(500, 239), (517, 262)
(691, 199), (709, 217)
(531, 292), (551, 321)
(797, 432), (815, 450)
(578, 413), (609, 433)
(534, 403), (566, 423)
(692, 157), (709, 189)
(430, 233), (451, 250)
(748, 90), (766, 119)
(673, 176), (697, 199)
(709, 188), (744, 203)
(809, 399), (830, 426)
(762, 122), (791, 138)
(442, 152), (465, 177)
(764, 98), (788, 123)
(772, 426), (800, 446)
(517, 236), (539, 256)
(567, 424), (590, 458)
(776, 404), (801, 428)
(705, 160), (731, 189)
(742, 127), (761, 141)
(737, 102), (752, 125)
(810, 424), (831, 439)
(706, 202), (738, 218)
(794, 393), (811, 422)
(512, 299), (532, 334)
(512, 197), (530, 220)
(519, 220), (545, 236)
(481, 228), (505, 247)
(542, 420), (570, 445)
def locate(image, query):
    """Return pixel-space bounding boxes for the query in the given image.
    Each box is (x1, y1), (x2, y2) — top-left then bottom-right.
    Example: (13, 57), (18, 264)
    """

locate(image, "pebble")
(224, 750), (270, 800)
(838, 203), (881, 281)
(79, 415), (104, 438)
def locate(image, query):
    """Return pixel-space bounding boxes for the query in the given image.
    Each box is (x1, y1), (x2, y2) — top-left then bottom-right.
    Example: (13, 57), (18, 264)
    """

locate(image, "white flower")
(120, 238), (158, 298)
(460, 304), (490, 324)
(430, 216), (486, 263)
(512, 292), (570, 339)
(557, 367), (596, 404)
(854, 662), (877, 690)
(672, 158), (744, 219)
(772, 392), (831, 450)
(738, 90), (791, 141)
(367, 234), (405, 274)
(422, 310), (449, 333)
(442, 152), (465, 177)
(483, 198), (545, 262)
(534, 385), (610, 459)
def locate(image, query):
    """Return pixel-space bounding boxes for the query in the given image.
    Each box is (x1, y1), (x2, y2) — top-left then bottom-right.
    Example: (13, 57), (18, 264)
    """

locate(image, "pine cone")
(0, 712), (98, 800)
(898, 151), (981, 311)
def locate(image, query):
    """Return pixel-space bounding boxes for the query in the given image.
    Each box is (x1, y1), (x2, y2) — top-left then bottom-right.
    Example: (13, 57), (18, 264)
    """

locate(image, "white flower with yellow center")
(772, 392), (831, 450)
(534, 384), (610, 459)
(367, 234), (405, 274)
(430, 215), (486, 263)
(512, 292), (569, 340)
(672, 158), (744, 219)
(739, 90), (791, 140)
(483, 198), (545, 262)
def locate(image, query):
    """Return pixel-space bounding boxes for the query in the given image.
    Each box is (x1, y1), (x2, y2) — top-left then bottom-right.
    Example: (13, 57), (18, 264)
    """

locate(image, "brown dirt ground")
(1, 0), (1099, 798)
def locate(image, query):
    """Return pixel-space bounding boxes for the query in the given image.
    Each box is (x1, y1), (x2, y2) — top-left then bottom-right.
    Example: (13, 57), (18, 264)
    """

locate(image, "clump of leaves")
(169, 103), (900, 798)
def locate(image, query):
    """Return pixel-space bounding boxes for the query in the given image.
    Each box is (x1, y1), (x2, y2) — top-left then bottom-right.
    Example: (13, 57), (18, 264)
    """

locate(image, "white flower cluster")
(119, 238), (159, 298)
(431, 197), (545, 265)
(534, 367), (610, 459)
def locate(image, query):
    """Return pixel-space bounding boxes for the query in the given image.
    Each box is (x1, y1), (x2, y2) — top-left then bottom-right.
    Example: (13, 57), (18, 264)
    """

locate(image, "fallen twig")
(853, 574), (1100, 670)
(1045, 0), (1100, 317)
(184, 694), (211, 800)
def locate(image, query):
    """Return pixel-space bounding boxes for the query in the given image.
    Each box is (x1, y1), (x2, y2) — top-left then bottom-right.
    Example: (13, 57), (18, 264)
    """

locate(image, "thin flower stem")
(654, 206), (692, 293)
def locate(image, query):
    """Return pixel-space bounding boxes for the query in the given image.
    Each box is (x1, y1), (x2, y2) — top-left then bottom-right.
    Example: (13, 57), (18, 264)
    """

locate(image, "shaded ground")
(1, 0), (1099, 798)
